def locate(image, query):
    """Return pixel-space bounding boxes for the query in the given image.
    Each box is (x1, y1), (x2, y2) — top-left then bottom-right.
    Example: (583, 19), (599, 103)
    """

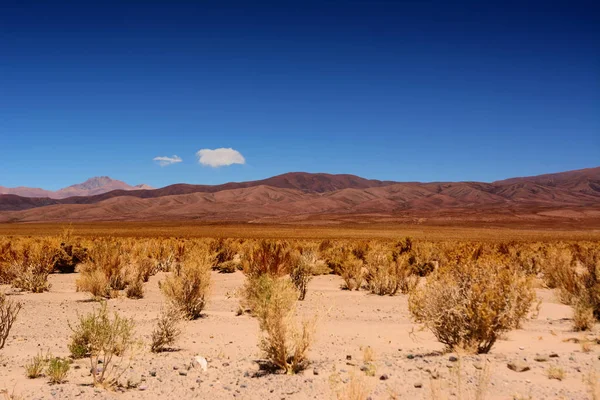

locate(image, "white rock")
(193, 356), (208, 372)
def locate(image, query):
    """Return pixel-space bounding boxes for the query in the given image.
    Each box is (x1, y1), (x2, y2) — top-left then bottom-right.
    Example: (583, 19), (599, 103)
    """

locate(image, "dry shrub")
(290, 250), (324, 300)
(243, 240), (293, 278)
(68, 303), (136, 387)
(244, 274), (314, 374)
(546, 244), (600, 330)
(76, 241), (130, 299)
(573, 300), (595, 331)
(547, 365), (566, 381)
(365, 251), (417, 295)
(160, 247), (212, 319)
(338, 371), (370, 400)
(210, 238), (241, 272)
(125, 278), (144, 299)
(339, 256), (364, 291)
(10, 241), (54, 293)
(409, 261), (535, 353)
(46, 357), (70, 384)
(54, 229), (88, 273)
(0, 292), (22, 350)
(151, 308), (182, 353)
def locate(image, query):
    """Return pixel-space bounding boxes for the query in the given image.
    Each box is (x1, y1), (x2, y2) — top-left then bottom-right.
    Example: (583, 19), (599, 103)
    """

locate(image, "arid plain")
(1, 167), (599, 399)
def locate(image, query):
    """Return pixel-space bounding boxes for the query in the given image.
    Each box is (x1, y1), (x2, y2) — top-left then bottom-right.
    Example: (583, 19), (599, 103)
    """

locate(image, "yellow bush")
(160, 248), (212, 319)
(409, 261), (535, 353)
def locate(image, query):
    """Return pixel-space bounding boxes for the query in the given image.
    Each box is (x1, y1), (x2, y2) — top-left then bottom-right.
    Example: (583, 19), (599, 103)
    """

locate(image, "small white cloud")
(196, 148), (245, 168)
(153, 155), (183, 167)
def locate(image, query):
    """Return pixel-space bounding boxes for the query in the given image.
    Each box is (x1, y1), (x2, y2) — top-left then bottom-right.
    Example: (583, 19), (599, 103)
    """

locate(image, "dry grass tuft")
(25, 350), (50, 378)
(151, 308), (182, 353)
(547, 365), (566, 381)
(46, 357), (70, 384)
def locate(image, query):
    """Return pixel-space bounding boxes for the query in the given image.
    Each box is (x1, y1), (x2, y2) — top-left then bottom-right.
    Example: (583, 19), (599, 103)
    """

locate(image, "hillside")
(0, 168), (599, 225)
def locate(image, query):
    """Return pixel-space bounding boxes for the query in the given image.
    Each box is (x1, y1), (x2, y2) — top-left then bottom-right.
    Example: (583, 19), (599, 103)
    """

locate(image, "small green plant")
(69, 302), (136, 387)
(46, 357), (70, 384)
(25, 350), (50, 378)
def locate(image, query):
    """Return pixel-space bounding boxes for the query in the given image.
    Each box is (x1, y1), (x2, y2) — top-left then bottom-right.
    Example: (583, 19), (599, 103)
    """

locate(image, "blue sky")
(1, 1), (598, 190)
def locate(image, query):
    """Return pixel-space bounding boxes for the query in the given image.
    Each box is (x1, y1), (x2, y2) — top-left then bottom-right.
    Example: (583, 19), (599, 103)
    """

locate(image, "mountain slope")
(0, 167), (599, 224)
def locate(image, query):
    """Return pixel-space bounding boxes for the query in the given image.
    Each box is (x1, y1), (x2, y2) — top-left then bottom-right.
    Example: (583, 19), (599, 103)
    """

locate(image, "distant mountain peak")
(68, 176), (122, 190)
(0, 176), (153, 199)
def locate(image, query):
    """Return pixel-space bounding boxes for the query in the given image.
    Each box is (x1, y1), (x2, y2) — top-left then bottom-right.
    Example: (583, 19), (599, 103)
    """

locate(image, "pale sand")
(1, 272), (597, 399)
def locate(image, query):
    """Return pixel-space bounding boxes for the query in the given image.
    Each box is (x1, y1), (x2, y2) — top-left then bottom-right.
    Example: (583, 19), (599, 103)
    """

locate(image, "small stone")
(534, 355), (548, 362)
(549, 353), (559, 358)
(222, 362), (230, 367)
(414, 382), (423, 388)
(448, 355), (458, 362)
(138, 385), (148, 391)
(346, 355), (352, 361)
(149, 370), (157, 377)
(407, 354), (415, 360)
(240, 383), (247, 389)
(507, 361), (530, 372)
(380, 374), (389, 381)
(179, 371), (187, 376)
(519, 346), (525, 350)
(173, 365), (179, 370)
(473, 363), (483, 370)
(192, 356), (208, 372)
(313, 368), (319, 376)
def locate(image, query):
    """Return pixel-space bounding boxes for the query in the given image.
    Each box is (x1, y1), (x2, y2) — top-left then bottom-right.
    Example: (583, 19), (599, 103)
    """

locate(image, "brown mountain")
(0, 177), (153, 199)
(0, 168), (599, 225)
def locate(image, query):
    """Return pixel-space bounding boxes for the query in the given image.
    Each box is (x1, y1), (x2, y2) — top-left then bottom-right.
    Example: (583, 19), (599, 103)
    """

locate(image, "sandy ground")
(1, 272), (598, 399)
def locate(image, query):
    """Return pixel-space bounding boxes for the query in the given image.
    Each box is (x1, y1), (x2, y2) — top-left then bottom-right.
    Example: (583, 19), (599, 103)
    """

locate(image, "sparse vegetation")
(290, 250), (323, 300)
(160, 247), (212, 319)
(1, 228), (599, 398)
(68, 303), (136, 387)
(0, 292), (21, 350)
(547, 365), (566, 381)
(151, 308), (182, 353)
(243, 274), (315, 374)
(46, 357), (70, 384)
(25, 350), (50, 378)
(340, 256), (364, 291)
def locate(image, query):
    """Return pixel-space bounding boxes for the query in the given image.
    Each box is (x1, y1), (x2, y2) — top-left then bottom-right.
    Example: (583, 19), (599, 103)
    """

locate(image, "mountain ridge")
(0, 167), (599, 225)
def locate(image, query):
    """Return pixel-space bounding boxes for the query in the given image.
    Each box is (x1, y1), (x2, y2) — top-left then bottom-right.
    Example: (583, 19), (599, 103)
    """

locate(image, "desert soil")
(1, 272), (598, 399)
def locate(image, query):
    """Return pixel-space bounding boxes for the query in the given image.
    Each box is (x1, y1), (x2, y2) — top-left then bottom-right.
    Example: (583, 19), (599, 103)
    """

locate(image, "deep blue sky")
(1, 1), (598, 189)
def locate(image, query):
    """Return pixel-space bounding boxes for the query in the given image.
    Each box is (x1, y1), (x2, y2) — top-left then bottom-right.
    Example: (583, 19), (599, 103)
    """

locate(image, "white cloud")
(196, 148), (245, 168)
(153, 155), (183, 167)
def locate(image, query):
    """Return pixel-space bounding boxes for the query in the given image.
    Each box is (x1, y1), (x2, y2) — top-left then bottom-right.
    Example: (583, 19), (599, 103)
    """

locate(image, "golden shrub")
(160, 247), (212, 319)
(409, 261), (536, 353)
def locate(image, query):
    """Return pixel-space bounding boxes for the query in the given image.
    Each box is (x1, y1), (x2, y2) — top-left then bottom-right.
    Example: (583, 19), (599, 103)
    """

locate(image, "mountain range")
(1, 167), (599, 226)
(0, 176), (152, 199)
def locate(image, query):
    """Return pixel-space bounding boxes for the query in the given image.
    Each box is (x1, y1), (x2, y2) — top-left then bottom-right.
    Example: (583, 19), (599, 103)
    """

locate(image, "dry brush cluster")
(1, 232), (599, 391)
